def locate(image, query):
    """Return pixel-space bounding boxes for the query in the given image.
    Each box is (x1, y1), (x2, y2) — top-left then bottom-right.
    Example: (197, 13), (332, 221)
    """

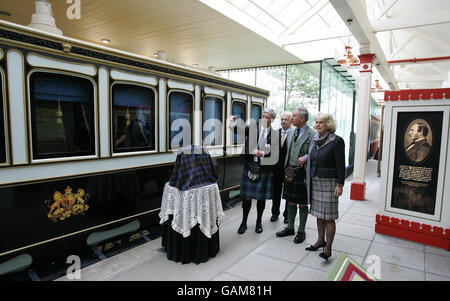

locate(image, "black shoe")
(255, 223), (263, 234)
(305, 241), (326, 251)
(237, 223), (247, 234)
(276, 228), (295, 237)
(270, 215), (278, 222)
(293, 232), (306, 244)
(319, 251), (332, 262)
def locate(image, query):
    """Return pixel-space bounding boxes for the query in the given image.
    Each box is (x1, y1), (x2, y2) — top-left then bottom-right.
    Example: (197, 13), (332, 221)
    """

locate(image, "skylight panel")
(266, 19), (286, 35)
(245, 3), (263, 18)
(278, 1), (311, 26)
(228, 0), (250, 11)
(266, 0), (292, 16)
(300, 14), (328, 33)
(257, 0), (274, 9)
(257, 12), (273, 26)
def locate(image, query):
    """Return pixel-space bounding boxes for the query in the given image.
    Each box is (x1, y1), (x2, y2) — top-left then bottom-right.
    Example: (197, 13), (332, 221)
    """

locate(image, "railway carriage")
(0, 20), (268, 278)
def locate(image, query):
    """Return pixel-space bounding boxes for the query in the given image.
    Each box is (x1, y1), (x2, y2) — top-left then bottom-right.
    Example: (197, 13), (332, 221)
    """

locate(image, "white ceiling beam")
(373, 9), (450, 32)
(376, 0), (400, 21)
(396, 75), (448, 82)
(388, 35), (416, 59)
(407, 28), (450, 49)
(280, 30), (352, 46)
(330, 0), (400, 90)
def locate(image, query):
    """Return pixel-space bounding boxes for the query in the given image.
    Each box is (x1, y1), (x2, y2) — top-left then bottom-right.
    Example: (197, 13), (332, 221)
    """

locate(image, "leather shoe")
(270, 215), (278, 222)
(237, 223), (247, 234)
(319, 251), (332, 262)
(276, 228), (295, 237)
(255, 223), (263, 233)
(294, 232), (306, 244)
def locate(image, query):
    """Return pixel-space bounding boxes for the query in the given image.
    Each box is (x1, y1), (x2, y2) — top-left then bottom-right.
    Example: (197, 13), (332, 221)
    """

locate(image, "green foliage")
(267, 65), (320, 111)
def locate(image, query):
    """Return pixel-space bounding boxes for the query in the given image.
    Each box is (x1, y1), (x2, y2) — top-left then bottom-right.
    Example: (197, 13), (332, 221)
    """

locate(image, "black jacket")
(235, 123), (278, 171)
(273, 128), (289, 176)
(309, 135), (345, 185)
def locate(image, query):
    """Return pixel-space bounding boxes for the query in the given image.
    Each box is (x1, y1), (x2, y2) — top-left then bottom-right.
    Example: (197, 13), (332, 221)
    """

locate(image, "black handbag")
(247, 165), (261, 182)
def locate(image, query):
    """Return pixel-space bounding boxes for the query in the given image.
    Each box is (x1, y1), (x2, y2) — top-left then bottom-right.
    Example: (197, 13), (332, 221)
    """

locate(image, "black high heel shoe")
(305, 241), (326, 251)
(319, 251), (332, 262)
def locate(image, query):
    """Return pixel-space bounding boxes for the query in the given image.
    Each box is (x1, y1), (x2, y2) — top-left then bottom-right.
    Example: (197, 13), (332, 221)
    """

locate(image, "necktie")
(281, 131), (286, 146)
(294, 128), (300, 142)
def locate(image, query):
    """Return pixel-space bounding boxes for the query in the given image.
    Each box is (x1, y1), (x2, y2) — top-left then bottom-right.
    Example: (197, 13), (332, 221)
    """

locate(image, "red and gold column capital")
(358, 54), (376, 73)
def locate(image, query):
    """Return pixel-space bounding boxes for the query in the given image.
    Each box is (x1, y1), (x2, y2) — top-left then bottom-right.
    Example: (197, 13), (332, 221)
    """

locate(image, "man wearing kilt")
(276, 106), (315, 244)
(228, 108), (278, 234)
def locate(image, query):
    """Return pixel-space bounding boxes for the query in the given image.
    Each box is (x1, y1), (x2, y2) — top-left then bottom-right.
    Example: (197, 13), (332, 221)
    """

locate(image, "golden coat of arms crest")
(45, 186), (89, 222)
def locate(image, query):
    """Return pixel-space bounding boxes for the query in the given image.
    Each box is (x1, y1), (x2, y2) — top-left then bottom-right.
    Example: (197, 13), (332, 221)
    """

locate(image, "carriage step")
(0, 253), (39, 281)
(87, 220), (142, 260)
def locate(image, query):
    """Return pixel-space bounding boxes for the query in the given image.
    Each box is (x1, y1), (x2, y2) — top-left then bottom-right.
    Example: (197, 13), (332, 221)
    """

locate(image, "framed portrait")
(381, 103), (449, 223)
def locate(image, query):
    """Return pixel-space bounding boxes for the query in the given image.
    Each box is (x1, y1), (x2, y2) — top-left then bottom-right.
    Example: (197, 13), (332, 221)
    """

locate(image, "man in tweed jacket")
(276, 106), (315, 244)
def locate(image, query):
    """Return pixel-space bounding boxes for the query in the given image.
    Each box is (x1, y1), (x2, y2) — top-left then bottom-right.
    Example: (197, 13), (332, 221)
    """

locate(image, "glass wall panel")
(255, 66), (285, 129)
(320, 59), (356, 171)
(169, 91), (193, 148)
(29, 72), (95, 159)
(286, 63), (321, 128)
(203, 96), (223, 146)
(0, 70), (5, 164)
(369, 96), (381, 158)
(112, 84), (156, 153)
(232, 101), (246, 144)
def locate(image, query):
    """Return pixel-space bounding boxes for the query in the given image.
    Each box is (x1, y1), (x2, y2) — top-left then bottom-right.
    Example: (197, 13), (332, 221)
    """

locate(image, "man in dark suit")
(405, 123), (431, 163)
(270, 112), (292, 223)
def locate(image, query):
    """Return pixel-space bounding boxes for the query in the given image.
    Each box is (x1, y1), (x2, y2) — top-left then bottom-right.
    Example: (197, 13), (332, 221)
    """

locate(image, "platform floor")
(57, 160), (450, 281)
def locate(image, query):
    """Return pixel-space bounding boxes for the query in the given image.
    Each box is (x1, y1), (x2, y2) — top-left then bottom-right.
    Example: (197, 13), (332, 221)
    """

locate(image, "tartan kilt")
(310, 176), (339, 220)
(283, 168), (307, 205)
(240, 162), (272, 200)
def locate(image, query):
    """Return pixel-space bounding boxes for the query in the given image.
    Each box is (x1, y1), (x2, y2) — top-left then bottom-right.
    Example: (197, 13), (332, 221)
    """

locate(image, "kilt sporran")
(247, 165), (261, 182)
(284, 166), (295, 183)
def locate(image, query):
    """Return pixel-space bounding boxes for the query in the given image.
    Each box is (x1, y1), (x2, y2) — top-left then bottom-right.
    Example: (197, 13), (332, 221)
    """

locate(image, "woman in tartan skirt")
(299, 112), (345, 261)
(228, 108), (278, 234)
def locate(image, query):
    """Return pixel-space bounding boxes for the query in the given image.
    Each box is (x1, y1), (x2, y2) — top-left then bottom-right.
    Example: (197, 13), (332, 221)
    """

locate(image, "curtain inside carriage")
(30, 72), (95, 159)
(112, 84), (155, 152)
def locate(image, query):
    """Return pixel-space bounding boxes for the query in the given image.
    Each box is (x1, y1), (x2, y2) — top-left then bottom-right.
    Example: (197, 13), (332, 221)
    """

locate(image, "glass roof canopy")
(200, 0), (359, 62)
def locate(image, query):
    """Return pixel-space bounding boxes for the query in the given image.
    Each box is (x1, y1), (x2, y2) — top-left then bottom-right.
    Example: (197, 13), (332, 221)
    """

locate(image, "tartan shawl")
(169, 145), (218, 191)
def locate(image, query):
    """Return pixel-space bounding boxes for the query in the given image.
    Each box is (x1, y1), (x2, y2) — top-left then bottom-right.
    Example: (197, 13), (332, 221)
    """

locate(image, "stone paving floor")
(57, 160), (450, 281)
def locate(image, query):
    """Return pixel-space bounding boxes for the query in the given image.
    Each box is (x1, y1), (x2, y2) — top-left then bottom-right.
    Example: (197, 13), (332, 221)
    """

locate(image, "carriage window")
(232, 101), (246, 144)
(203, 96), (223, 146)
(169, 91), (193, 148)
(112, 84), (156, 153)
(29, 72), (95, 160)
(0, 71), (5, 164)
(251, 104), (262, 122)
